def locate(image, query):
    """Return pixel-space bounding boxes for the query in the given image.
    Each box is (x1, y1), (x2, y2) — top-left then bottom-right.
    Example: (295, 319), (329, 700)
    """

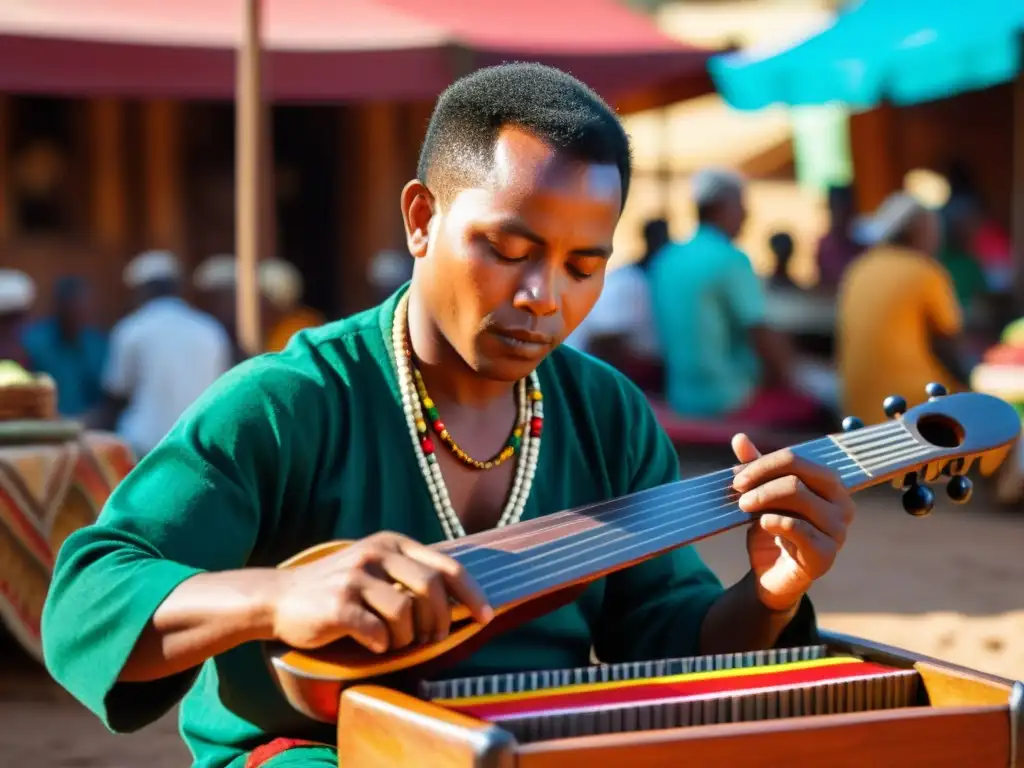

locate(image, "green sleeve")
(592, 382), (725, 663)
(41, 354), (328, 733)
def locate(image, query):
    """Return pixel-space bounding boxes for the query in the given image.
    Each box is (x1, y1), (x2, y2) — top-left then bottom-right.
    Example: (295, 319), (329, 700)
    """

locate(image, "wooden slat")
(515, 706), (1010, 768)
(88, 98), (128, 250)
(338, 685), (515, 768)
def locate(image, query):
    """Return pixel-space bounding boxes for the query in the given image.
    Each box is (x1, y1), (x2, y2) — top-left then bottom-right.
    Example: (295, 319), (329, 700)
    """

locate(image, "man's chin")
(474, 353), (547, 384)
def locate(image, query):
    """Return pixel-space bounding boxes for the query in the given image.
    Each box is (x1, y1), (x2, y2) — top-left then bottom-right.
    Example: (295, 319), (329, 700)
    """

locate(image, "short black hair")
(768, 230), (794, 261)
(418, 63), (632, 207)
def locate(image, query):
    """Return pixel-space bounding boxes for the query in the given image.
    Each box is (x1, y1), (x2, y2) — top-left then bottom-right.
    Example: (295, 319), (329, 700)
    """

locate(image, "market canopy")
(709, 0), (1024, 111)
(0, 0), (714, 110)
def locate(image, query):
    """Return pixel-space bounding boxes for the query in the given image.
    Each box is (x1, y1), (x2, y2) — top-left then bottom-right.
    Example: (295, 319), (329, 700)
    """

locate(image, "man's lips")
(490, 327), (555, 346)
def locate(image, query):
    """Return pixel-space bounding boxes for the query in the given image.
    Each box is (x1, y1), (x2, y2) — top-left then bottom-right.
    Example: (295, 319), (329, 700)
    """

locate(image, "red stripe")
(447, 661), (897, 720)
(0, 484), (53, 565)
(244, 738), (325, 768)
(0, 578), (42, 637)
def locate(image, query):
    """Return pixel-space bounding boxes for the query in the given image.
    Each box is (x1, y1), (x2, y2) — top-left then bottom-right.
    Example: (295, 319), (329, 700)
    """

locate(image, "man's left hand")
(731, 433), (856, 613)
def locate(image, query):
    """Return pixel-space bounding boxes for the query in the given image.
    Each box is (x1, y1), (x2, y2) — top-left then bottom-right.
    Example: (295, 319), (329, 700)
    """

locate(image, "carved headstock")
(835, 383), (1021, 516)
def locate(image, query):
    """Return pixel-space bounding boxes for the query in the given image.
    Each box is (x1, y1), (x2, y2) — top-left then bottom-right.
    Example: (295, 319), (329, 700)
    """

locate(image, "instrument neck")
(440, 420), (937, 611)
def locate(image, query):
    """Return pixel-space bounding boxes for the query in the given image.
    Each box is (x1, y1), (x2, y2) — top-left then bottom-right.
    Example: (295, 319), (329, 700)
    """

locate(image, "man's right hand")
(268, 532), (493, 654)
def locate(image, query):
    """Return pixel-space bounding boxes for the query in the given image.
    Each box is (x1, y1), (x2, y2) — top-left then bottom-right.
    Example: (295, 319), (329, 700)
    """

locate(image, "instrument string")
(438, 420), (912, 558)
(446, 425), (940, 605)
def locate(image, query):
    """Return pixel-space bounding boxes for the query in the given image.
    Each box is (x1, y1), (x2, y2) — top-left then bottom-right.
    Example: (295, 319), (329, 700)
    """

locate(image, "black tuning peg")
(841, 416), (864, 432)
(926, 382), (948, 400)
(946, 475), (973, 504)
(883, 395), (908, 419)
(902, 482), (936, 517)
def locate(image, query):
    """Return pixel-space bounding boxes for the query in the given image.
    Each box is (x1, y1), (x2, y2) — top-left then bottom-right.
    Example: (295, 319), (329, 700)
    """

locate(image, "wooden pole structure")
(236, 0), (263, 355)
(1013, 37), (1024, 312)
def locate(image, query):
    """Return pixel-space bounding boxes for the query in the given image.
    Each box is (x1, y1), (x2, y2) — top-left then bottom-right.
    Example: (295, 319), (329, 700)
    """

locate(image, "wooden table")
(0, 429), (135, 660)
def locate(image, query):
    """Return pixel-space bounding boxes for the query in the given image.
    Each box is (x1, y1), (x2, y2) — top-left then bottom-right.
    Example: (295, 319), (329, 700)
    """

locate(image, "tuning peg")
(883, 395), (908, 419)
(946, 475), (973, 504)
(926, 382), (948, 401)
(841, 416), (864, 432)
(902, 482), (935, 517)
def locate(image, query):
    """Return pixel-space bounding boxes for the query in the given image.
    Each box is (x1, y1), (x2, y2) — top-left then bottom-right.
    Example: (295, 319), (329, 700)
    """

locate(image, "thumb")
(731, 432), (762, 464)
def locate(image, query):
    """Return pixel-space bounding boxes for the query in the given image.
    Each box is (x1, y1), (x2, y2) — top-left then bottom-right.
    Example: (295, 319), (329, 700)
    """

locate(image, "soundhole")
(915, 414), (963, 448)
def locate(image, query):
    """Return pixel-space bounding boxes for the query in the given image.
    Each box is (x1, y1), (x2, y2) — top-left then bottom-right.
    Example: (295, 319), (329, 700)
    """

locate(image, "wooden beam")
(142, 100), (183, 252)
(1013, 59), (1024, 310)
(88, 98), (128, 251)
(0, 96), (9, 242)
(235, 0), (264, 356)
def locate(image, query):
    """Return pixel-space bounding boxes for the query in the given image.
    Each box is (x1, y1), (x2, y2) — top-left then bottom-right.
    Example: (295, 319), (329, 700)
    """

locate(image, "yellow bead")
(513, 427), (523, 437)
(423, 398), (434, 409)
(415, 419), (426, 432)
(530, 390), (543, 401)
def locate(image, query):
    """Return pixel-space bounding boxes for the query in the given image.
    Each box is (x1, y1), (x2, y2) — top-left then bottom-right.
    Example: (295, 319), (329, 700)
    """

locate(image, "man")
(815, 184), (862, 291)
(767, 231), (797, 291)
(648, 169), (821, 428)
(839, 192), (975, 425)
(100, 250), (232, 456)
(22, 276), (108, 419)
(563, 218), (665, 391)
(0, 269), (35, 367)
(937, 198), (987, 315)
(194, 253), (247, 364)
(42, 65), (856, 768)
(259, 258), (325, 353)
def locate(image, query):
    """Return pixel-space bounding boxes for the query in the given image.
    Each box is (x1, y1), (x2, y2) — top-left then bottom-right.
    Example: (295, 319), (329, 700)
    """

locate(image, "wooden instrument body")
(335, 633), (1023, 768)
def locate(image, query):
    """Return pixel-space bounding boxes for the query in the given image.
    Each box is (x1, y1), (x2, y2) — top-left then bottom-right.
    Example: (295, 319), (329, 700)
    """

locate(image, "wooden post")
(0, 96), (9, 242)
(1013, 53), (1024, 311)
(236, 0), (263, 355)
(142, 100), (183, 251)
(88, 99), (128, 251)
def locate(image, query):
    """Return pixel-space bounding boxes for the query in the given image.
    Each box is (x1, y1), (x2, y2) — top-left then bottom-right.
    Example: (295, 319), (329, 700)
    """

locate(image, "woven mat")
(0, 432), (135, 661)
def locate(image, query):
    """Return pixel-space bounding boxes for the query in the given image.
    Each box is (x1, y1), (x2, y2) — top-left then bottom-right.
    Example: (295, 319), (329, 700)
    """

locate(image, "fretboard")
(439, 420), (936, 610)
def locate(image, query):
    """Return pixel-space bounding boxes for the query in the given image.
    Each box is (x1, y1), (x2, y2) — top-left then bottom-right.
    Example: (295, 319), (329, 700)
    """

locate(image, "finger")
(333, 601), (390, 654)
(731, 433), (762, 465)
(733, 447), (845, 501)
(737, 475), (846, 543)
(758, 514), (838, 576)
(380, 553), (450, 643)
(396, 539), (494, 624)
(360, 575), (416, 650)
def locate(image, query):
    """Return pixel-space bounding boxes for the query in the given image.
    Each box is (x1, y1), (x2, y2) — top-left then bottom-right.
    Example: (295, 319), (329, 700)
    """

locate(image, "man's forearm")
(698, 571), (803, 654)
(119, 569), (280, 684)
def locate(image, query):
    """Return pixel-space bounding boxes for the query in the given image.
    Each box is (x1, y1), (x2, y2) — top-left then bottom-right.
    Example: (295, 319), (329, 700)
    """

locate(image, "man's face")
(721, 190), (748, 240)
(403, 127), (621, 382)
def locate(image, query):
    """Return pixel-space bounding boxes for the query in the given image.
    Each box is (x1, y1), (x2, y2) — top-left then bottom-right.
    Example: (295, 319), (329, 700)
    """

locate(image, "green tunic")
(42, 286), (726, 768)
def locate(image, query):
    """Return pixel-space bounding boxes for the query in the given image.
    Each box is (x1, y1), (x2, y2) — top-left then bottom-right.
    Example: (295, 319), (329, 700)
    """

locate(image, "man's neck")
(405, 290), (515, 409)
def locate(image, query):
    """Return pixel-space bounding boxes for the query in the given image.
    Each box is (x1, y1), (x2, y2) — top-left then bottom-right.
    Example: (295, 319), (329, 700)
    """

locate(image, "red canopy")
(0, 0), (714, 108)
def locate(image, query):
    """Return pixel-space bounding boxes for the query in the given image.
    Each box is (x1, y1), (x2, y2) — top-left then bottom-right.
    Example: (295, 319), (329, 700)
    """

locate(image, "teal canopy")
(710, 0), (1024, 111)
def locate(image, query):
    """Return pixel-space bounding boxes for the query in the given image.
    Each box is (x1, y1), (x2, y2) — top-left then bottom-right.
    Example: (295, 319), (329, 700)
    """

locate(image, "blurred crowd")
(0, 164), (1020, 501)
(0, 252), (323, 457)
(564, 167), (1023, 502)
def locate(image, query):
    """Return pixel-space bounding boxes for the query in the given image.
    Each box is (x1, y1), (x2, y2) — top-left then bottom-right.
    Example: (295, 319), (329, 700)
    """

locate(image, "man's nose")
(513, 268), (559, 317)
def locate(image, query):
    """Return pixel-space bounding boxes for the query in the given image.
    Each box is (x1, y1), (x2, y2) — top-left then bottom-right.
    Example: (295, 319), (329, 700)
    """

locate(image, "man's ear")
(401, 180), (435, 259)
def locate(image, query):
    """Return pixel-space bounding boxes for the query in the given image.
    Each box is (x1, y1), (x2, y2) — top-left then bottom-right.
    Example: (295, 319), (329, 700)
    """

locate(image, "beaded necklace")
(392, 293), (543, 539)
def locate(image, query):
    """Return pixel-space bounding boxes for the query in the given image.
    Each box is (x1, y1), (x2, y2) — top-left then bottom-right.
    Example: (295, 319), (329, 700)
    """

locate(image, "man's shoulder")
(546, 344), (652, 417)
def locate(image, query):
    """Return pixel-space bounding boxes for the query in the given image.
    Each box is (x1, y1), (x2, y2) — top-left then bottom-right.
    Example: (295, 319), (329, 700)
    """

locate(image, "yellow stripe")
(435, 656), (860, 707)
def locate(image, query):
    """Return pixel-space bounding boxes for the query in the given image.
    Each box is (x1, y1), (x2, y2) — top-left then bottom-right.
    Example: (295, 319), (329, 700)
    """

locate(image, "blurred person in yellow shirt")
(837, 193), (976, 425)
(259, 258), (325, 353)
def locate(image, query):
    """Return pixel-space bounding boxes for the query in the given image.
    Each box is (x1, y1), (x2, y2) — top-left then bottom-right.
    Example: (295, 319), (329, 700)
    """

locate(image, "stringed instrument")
(264, 387), (1021, 724)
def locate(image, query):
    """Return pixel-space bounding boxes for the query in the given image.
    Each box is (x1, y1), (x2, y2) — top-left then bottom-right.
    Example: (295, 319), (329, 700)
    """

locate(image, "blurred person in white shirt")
(563, 218), (666, 392)
(101, 250), (231, 456)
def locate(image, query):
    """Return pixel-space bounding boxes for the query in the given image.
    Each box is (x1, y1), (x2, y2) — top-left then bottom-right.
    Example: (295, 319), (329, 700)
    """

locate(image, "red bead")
(530, 417), (543, 437)
(432, 420), (445, 433)
(420, 436), (435, 454)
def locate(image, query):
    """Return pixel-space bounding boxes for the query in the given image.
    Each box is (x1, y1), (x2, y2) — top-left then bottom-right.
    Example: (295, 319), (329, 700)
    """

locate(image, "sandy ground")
(1, 457), (1021, 766)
